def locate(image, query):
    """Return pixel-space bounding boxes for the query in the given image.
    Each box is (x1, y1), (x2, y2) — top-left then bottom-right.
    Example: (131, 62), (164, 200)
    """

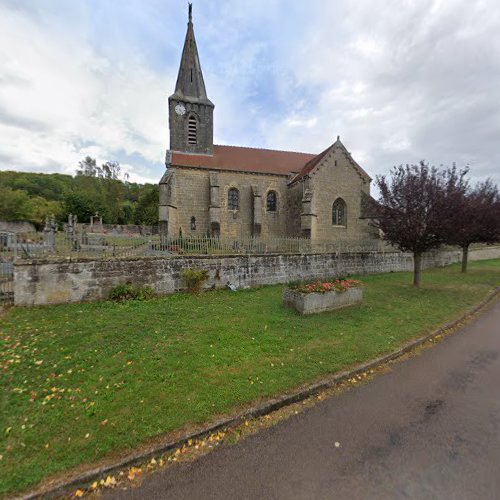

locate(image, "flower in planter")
(291, 278), (364, 294)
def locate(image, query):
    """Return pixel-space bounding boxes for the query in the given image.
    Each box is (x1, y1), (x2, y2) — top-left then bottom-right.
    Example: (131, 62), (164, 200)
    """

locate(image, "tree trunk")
(413, 252), (422, 287)
(461, 245), (469, 273)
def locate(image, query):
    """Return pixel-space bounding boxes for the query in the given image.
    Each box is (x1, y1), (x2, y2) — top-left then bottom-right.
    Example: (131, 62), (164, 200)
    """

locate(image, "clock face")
(175, 103), (186, 116)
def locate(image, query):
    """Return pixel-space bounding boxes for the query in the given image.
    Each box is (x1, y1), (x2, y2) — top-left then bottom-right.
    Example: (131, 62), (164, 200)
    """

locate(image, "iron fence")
(0, 232), (15, 304)
(2, 230), (394, 261)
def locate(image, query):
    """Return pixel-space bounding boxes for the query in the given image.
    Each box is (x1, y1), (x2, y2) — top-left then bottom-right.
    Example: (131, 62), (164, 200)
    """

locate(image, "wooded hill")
(0, 167), (159, 228)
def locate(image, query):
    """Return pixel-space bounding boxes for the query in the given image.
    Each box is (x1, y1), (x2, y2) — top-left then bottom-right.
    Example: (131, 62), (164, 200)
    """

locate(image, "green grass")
(1, 259), (500, 496)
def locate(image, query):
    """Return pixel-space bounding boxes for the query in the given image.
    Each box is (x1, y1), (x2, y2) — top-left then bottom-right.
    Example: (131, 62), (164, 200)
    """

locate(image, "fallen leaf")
(127, 467), (142, 481)
(103, 475), (116, 487)
(74, 489), (85, 497)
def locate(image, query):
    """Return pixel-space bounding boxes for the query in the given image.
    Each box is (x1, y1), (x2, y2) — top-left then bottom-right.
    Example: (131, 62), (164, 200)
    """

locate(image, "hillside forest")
(0, 157), (159, 228)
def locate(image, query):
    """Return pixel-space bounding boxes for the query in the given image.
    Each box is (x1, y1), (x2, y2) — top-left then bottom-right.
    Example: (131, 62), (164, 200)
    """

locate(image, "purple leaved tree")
(373, 162), (449, 287)
(442, 177), (500, 272)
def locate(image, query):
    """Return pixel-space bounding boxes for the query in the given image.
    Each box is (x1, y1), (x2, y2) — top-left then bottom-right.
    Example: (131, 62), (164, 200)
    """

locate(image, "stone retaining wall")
(13, 246), (500, 306)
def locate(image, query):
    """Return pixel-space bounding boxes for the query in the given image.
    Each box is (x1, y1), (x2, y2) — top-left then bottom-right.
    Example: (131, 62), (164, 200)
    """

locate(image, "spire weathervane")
(188, 3), (192, 23)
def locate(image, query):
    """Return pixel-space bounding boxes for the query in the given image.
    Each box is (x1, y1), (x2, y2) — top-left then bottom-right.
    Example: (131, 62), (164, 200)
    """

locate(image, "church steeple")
(168, 3), (214, 155)
(173, 3), (209, 101)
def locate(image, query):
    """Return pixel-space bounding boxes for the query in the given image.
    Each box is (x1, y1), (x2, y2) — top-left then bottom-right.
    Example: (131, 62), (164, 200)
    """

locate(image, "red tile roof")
(289, 145), (331, 183)
(171, 145), (316, 176)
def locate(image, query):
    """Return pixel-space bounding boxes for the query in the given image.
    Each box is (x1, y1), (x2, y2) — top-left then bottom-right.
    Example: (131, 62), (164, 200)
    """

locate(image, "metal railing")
(2, 231), (393, 261)
(154, 235), (393, 255)
(0, 232), (15, 303)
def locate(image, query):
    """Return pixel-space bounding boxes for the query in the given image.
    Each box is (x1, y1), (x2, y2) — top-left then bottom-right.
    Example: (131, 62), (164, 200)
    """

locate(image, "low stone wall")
(13, 246), (500, 306)
(0, 221), (36, 233)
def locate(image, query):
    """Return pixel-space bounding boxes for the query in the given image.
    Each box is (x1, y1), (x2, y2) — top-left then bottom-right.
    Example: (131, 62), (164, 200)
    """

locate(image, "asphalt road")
(106, 299), (500, 500)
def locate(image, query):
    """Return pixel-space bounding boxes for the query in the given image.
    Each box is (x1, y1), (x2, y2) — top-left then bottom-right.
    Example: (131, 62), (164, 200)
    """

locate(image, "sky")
(0, 0), (499, 187)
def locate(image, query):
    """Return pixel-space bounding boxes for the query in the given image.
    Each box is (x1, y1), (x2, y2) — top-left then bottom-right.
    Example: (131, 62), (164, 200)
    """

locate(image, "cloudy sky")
(0, 0), (499, 186)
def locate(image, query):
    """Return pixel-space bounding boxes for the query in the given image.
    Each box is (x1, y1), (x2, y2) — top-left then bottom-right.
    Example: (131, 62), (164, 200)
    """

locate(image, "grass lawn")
(1, 259), (500, 496)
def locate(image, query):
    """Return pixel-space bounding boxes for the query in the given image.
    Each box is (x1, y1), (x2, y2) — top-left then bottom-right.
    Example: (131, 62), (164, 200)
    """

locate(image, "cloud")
(0, 1), (171, 183)
(0, 0), (499, 190)
(258, 0), (500, 185)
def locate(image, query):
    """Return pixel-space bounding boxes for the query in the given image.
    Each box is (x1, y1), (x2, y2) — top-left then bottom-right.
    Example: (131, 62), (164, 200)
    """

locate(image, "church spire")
(168, 3), (214, 155)
(173, 3), (210, 102)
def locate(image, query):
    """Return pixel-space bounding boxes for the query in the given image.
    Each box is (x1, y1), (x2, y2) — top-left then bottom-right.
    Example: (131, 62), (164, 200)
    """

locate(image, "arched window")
(187, 116), (197, 145)
(332, 198), (347, 226)
(190, 216), (196, 230)
(266, 190), (277, 212)
(228, 188), (239, 210)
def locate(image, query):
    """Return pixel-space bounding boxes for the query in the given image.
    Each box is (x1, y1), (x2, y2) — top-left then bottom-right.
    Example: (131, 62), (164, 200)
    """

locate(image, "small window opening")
(332, 198), (347, 226)
(190, 216), (196, 230)
(334, 160), (337, 166)
(266, 191), (277, 212)
(188, 116), (197, 145)
(190, 68), (193, 82)
(228, 188), (239, 210)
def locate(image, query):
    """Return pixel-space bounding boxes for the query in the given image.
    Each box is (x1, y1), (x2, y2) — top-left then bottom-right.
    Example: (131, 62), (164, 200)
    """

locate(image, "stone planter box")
(283, 286), (363, 315)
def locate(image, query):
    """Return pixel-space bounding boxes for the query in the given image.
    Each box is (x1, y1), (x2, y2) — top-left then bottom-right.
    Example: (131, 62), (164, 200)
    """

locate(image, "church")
(159, 6), (378, 243)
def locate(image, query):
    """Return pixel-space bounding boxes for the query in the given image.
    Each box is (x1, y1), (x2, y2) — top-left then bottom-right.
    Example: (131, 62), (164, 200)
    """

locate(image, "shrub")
(182, 267), (209, 294)
(109, 283), (155, 301)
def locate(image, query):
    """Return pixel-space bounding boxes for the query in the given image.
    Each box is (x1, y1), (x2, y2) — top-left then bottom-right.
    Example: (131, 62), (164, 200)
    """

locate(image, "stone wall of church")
(14, 246), (500, 306)
(309, 148), (376, 242)
(172, 167), (291, 239)
(285, 182), (303, 237)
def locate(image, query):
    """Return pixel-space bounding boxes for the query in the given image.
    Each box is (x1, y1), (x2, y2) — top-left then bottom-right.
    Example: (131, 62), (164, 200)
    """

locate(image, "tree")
(63, 192), (102, 223)
(0, 186), (31, 221)
(134, 184), (159, 225)
(26, 197), (63, 227)
(373, 162), (448, 287)
(101, 161), (121, 180)
(442, 178), (500, 272)
(76, 156), (98, 177)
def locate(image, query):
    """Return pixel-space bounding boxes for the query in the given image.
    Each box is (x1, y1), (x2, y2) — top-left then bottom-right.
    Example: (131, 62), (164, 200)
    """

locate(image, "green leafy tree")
(101, 161), (121, 180)
(27, 197), (64, 227)
(0, 186), (32, 221)
(0, 169), (158, 226)
(134, 184), (159, 225)
(63, 192), (101, 223)
(117, 201), (135, 225)
(76, 156), (98, 177)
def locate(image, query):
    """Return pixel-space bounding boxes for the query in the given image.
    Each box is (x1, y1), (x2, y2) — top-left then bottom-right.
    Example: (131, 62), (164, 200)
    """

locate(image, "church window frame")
(227, 187), (239, 210)
(332, 198), (347, 226)
(187, 114), (198, 145)
(190, 216), (196, 230)
(266, 190), (277, 212)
